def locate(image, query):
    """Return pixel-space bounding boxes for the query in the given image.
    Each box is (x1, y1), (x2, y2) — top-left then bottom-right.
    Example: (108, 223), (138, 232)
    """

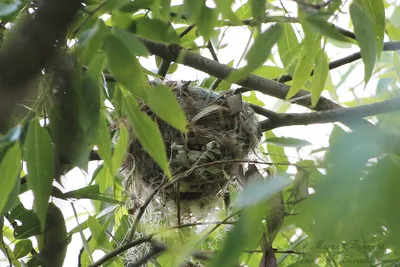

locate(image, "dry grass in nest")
(123, 80), (261, 221)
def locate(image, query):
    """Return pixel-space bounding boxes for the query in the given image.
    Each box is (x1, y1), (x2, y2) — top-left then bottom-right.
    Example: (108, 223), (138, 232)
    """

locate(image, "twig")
(171, 221), (237, 229)
(88, 235), (154, 267)
(259, 97), (400, 131)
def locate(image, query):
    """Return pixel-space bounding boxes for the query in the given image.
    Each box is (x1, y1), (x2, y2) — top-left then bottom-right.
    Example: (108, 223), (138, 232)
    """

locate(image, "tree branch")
(259, 97), (400, 131)
(0, 0), (82, 132)
(88, 235), (154, 267)
(138, 37), (342, 111)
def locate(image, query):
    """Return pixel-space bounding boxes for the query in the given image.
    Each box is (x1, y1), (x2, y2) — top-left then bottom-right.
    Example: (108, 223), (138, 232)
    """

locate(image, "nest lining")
(123, 80), (261, 221)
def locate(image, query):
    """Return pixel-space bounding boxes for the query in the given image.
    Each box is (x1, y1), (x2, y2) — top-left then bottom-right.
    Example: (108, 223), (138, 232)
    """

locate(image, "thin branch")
(158, 24), (196, 77)
(273, 41), (400, 83)
(171, 221), (236, 230)
(127, 242), (165, 267)
(88, 235), (154, 267)
(259, 97), (400, 131)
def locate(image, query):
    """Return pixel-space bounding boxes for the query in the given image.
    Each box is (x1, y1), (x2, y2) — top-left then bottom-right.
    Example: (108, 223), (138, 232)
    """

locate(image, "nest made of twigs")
(123, 80), (260, 220)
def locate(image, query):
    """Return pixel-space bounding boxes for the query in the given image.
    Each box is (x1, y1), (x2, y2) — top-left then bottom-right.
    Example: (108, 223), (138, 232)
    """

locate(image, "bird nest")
(122, 80), (260, 221)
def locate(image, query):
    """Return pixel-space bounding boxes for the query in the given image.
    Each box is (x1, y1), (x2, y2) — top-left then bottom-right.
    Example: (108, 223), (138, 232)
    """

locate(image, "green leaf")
(111, 27), (148, 56)
(75, 20), (108, 65)
(151, 0), (171, 21)
(278, 23), (299, 69)
(112, 123), (129, 173)
(146, 84), (187, 132)
(8, 204), (41, 239)
(131, 17), (180, 44)
(350, 1), (377, 84)
(264, 137), (312, 148)
(63, 184), (100, 198)
(253, 65), (285, 79)
(119, 0), (154, 13)
(229, 24), (283, 81)
(249, 0), (265, 25)
(286, 51), (314, 99)
(96, 114), (113, 173)
(0, 0), (22, 18)
(363, 0), (385, 58)
(121, 87), (171, 178)
(0, 144), (21, 214)
(103, 34), (147, 97)
(24, 119), (55, 231)
(183, 2), (218, 40)
(305, 15), (354, 44)
(311, 49), (329, 107)
(0, 238), (21, 267)
(88, 216), (114, 251)
(81, 53), (105, 140)
(216, 0), (240, 25)
(13, 239), (32, 259)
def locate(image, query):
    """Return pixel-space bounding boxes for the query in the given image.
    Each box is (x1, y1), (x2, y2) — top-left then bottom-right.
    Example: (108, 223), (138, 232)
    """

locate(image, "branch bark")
(259, 97), (400, 131)
(0, 0), (82, 132)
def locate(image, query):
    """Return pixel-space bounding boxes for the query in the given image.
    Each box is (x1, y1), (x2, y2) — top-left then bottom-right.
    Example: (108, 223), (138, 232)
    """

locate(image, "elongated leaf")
(75, 20), (108, 65)
(286, 52), (314, 99)
(121, 88), (171, 178)
(112, 123), (129, 173)
(132, 17), (180, 44)
(278, 23), (299, 69)
(183, 2), (218, 40)
(13, 239), (32, 259)
(63, 184), (100, 198)
(363, 0), (385, 58)
(305, 16), (354, 44)
(264, 137), (312, 148)
(81, 53), (105, 139)
(104, 34), (147, 97)
(216, 0), (240, 25)
(88, 216), (114, 251)
(229, 24), (283, 81)
(96, 114), (113, 173)
(0, 144), (21, 214)
(111, 27), (148, 56)
(146, 84), (187, 132)
(250, 0), (265, 25)
(24, 119), (55, 230)
(350, 1), (376, 84)
(311, 49), (329, 107)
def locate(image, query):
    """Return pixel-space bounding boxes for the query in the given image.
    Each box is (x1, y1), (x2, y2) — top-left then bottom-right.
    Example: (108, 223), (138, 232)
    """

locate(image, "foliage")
(0, 0), (400, 266)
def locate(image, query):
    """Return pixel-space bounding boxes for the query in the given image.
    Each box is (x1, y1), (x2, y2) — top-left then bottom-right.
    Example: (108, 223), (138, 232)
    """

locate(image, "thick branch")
(138, 37), (341, 111)
(259, 97), (400, 131)
(0, 0), (82, 132)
